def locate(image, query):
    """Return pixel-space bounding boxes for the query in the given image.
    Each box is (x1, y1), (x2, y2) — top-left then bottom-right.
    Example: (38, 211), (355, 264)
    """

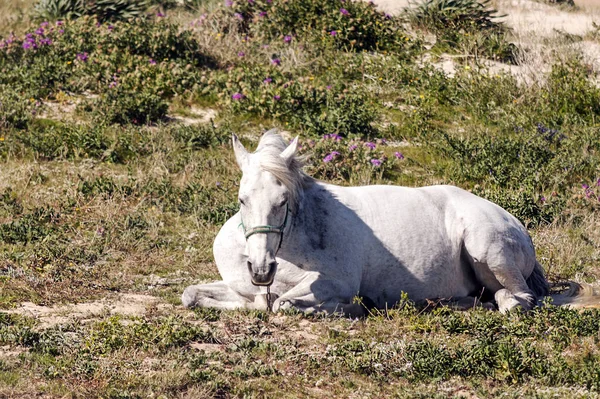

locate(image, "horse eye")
(239, 198), (246, 206)
(278, 198), (288, 207)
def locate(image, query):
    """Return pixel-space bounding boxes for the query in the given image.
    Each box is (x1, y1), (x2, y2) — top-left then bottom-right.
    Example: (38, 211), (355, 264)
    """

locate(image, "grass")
(0, 0), (599, 397)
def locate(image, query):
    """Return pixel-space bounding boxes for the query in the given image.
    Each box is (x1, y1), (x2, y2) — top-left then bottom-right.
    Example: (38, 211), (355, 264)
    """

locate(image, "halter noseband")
(239, 203), (290, 252)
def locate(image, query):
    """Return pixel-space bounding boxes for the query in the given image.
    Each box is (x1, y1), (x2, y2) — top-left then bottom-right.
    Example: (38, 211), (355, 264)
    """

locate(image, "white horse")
(182, 130), (597, 316)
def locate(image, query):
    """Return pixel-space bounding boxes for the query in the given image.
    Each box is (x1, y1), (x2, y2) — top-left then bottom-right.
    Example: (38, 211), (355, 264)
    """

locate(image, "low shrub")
(34, 0), (149, 22)
(78, 88), (168, 125)
(227, 0), (412, 53)
(300, 134), (403, 183)
(0, 17), (213, 99)
(211, 66), (379, 137)
(0, 86), (36, 129)
(407, 0), (505, 34)
(406, 0), (516, 62)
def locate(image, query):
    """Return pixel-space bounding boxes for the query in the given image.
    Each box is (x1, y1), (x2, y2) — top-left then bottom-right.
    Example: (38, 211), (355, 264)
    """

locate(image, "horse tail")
(528, 262), (600, 308)
(527, 261), (550, 298)
(549, 282), (600, 309)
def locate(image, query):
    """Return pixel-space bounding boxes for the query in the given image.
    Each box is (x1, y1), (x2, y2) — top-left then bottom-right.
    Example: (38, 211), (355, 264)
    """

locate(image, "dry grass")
(0, 0), (36, 37)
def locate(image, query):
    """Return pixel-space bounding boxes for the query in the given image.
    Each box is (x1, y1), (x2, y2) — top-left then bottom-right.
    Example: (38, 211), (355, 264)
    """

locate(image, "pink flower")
(232, 92), (244, 100)
(284, 35), (292, 43)
(330, 30), (337, 36)
(238, 51), (245, 57)
(394, 152), (404, 160)
(371, 159), (382, 166)
(271, 58), (281, 66)
(340, 8), (349, 15)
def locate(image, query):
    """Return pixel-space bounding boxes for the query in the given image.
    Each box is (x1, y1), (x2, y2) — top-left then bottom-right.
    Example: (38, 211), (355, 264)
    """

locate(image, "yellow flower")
(464, 65), (471, 70)
(66, 61), (72, 64)
(0, 137), (5, 141)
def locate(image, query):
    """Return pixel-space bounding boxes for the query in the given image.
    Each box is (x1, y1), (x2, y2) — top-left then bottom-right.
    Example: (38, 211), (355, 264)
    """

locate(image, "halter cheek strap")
(239, 203), (290, 251)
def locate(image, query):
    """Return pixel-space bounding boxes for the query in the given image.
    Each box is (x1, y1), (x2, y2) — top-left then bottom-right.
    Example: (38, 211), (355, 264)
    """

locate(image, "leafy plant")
(301, 134), (402, 184)
(407, 0), (505, 34)
(35, 0), (149, 22)
(78, 87), (168, 125)
(0, 86), (35, 129)
(227, 0), (413, 53)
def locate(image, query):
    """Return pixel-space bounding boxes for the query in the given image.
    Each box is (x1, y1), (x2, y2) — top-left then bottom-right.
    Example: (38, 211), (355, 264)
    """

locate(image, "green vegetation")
(0, 0), (599, 396)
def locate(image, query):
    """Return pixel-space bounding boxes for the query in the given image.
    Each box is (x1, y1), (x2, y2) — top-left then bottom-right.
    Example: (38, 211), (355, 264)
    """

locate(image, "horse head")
(232, 130), (305, 286)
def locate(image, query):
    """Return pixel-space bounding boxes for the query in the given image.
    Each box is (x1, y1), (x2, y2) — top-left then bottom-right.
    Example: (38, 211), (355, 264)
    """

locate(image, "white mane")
(255, 131), (313, 210)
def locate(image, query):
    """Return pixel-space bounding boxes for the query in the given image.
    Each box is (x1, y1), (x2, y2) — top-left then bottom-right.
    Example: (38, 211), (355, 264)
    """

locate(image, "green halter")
(239, 203), (290, 251)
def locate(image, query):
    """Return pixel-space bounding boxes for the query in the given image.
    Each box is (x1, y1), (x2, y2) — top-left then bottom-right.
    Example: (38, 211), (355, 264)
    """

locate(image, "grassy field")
(1, 0), (600, 397)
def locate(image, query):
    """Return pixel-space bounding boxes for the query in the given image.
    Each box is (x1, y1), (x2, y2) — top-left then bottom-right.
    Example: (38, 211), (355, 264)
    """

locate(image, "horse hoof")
(273, 299), (292, 312)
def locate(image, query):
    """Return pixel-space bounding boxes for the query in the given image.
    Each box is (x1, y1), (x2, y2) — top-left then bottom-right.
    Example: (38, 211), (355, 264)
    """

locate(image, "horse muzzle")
(248, 260), (277, 286)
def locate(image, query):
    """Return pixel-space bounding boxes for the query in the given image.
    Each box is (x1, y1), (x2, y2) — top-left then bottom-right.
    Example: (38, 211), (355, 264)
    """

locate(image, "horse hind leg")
(463, 240), (537, 312)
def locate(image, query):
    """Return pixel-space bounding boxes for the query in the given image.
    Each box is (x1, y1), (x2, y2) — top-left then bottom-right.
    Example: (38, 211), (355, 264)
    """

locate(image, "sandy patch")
(6, 293), (175, 327)
(169, 106), (217, 125)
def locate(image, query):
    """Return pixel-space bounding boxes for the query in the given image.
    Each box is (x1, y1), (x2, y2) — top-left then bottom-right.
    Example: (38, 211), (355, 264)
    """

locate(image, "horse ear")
(280, 136), (299, 164)
(232, 133), (249, 170)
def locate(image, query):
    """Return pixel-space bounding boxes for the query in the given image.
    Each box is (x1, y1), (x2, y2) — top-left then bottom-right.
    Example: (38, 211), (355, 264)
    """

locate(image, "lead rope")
(266, 285), (272, 312)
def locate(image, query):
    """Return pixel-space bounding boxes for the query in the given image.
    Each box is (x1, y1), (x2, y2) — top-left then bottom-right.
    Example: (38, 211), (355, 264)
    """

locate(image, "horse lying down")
(182, 130), (600, 316)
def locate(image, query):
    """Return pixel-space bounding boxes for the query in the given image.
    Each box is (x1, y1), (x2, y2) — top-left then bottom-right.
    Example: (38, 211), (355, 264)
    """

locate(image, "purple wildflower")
(349, 144), (358, 151)
(40, 21), (49, 27)
(259, 11), (267, 17)
(56, 20), (64, 26)
(284, 35), (292, 43)
(364, 142), (376, 149)
(248, 0), (254, 3)
(394, 152), (404, 160)
(58, 29), (64, 34)
(149, 59), (157, 65)
(109, 81), (118, 88)
(384, 13), (392, 19)
(76, 52), (88, 62)
(330, 30), (337, 36)
(225, 0), (233, 6)
(238, 51), (245, 57)
(35, 28), (44, 35)
(274, 95), (281, 100)
(156, 12), (165, 17)
(108, 25), (114, 31)
(232, 92), (244, 100)
(371, 159), (382, 166)
(263, 77), (272, 84)
(22, 39), (35, 50)
(340, 8), (349, 15)
(234, 12), (244, 20)
(331, 134), (342, 141)
(271, 58), (281, 66)
(597, 178), (600, 186)
(326, 85), (332, 90)
(323, 151), (340, 163)
(583, 184), (589, 189)
(540, 196), (546, 202)
(40, 38), (52, 46)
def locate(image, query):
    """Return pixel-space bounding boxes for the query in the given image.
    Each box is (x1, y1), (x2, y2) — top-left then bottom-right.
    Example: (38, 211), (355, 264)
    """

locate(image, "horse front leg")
(182, 281), (267, 311)
(272, 273), (364, 317)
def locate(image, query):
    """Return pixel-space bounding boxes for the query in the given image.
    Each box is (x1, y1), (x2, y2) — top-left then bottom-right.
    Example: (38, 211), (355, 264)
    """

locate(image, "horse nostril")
(268, 261), (278, 271)
(247, 260), (253, 273)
